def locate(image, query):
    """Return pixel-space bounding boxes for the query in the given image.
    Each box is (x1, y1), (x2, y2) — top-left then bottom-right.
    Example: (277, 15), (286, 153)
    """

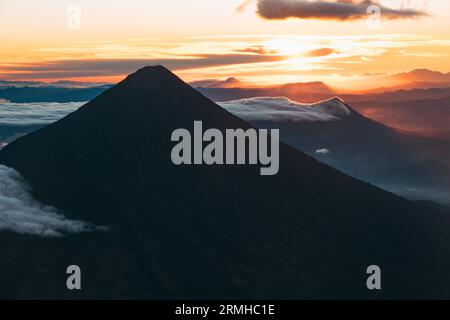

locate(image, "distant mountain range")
(342, 88), (450, 140)
(378, 69), (450, 90)
(195, 69), (450, 102)
(1, 66), (450, 299)
(2, 68), (449, 102)
(0, 80), (111, 103)
(190, 77), (242, 88)
(0, 84), (112, 103)
(0, 80), (111, 89)
(346, 69), (450, 93)
(197, 81), (334, 103)
(342, 87), (450, 103)
(220, 97), (450, 204)
(196, 79), (450, 141)
(2, 69), (449, 141)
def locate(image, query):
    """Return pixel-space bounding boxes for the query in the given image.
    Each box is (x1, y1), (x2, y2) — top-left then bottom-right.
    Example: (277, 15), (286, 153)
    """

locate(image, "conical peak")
(131, 65), (174, 78)
(118, 65), (188, 92)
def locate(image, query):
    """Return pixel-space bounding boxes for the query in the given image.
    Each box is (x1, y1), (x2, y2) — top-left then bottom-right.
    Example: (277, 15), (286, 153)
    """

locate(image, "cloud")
(235, 46), (277, 55)
(254, 0), (428, 21)
(0, 165), (102, 237)
(316, 148), (331, 154)
(0, 54), (285, 80)
(0, 101), (81, 145)
(306, 48), (336, 57)
(0, 101), (82, 126)
(190, 77), (242, 88)
(219, 96), (351, 122)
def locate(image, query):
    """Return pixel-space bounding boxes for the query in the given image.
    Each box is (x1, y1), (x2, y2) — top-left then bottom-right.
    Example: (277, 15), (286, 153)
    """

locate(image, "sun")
(264, 38), (302, 56)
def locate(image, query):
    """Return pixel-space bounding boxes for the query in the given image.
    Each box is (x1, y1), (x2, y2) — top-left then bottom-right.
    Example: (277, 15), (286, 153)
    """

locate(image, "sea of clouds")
(0, 101), (83, 146)
(0, 101), (82, 126)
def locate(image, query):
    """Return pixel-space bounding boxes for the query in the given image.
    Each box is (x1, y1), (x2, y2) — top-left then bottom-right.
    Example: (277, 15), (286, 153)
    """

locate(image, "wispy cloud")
(234, 46), (277, 55)
(0, 54), (284, 80)
(236, 0), (255, 12)
(306, 48), (336, 57)
(1, 34), (447, 87)
(0, 101), (82, 126)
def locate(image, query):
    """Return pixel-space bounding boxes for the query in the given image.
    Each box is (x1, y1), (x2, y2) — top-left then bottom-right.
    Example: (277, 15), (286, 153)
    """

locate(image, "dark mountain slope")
(0, 66), (450, 299)
(219, 97), (450, 203)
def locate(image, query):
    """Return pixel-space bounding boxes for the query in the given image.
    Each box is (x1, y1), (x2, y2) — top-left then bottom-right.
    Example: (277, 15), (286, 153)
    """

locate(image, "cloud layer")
(219, 96), (352, 122)
(256, 0), (428, 21)
(0, 101), (82, 127)
(0, 165), (99, 237)
(0, 101), (82, 146)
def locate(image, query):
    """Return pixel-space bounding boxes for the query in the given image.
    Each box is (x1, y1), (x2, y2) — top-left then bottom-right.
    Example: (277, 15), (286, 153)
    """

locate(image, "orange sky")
(1, 0), (450, 89)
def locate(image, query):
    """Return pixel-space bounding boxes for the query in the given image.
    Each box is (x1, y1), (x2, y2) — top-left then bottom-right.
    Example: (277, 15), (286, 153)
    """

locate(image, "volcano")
(1, 66), (450, 299)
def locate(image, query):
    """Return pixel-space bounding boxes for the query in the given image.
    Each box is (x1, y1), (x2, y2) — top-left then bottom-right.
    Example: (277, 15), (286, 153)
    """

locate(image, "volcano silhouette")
(0, 66), (450, 299)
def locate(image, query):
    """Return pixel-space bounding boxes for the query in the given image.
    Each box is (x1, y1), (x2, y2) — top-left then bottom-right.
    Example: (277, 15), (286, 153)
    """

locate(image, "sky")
(1, 0), (450, 89)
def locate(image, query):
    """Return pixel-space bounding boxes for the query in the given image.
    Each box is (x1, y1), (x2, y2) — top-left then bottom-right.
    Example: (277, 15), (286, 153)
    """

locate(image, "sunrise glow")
(0, 0), (449, 90)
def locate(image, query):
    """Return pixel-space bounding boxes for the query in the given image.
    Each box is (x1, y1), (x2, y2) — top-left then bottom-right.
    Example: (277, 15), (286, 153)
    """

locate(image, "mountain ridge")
(219, 94), (450, 204)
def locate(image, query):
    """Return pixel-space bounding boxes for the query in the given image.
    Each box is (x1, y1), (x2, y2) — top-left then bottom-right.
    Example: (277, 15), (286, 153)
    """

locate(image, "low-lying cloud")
(235, 46), (277, 55)
(219, 96), (351, 122)
(0, 101), (82, 127)
(0, 165), (101, 237)
(254, 0), (428, 21)
(0, 103), (95, 237)
(0, 101), (82, 145)
(0, 101), (84, 145)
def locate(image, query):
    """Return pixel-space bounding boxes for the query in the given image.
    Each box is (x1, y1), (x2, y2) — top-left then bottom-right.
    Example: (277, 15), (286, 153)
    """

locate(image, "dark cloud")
(254, 0), (428, 21)
(0, 54), (284, 79)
